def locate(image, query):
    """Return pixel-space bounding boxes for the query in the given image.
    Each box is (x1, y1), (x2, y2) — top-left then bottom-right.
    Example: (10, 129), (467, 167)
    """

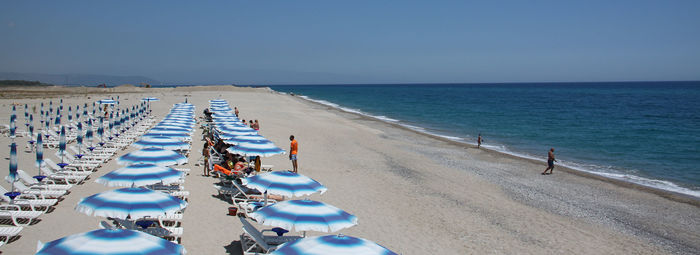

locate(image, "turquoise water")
(269, 82), (700, 197)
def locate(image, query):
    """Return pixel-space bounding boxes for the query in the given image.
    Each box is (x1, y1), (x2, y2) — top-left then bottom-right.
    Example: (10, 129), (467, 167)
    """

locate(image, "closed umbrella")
(58, 126), (68, 168)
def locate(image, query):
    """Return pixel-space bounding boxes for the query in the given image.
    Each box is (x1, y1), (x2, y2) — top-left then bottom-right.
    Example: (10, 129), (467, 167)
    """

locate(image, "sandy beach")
(0, 85), (698, 254)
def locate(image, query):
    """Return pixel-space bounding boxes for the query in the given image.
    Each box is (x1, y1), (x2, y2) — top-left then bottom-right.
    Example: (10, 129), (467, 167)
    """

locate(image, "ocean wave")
(291, 92), (700, 199)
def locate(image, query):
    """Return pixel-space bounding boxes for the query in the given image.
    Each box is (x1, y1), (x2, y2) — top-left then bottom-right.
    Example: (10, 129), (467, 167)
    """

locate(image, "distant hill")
(0, 72), (160, 87)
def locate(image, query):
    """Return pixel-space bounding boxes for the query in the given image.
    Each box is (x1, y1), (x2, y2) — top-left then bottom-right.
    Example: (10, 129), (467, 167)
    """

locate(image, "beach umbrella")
(54, 111), (61, 127)
(108, 112), (114, 139)
(76, 105), (80, 121)
(36, 228), (186, 255)
(58, 126), (68, 168)
(76, 122), (83, 157)
(36, 133), (43, 169)
(132, 137), (190, 151)
(222, 134), (269, 145)
(142, 97), (159, 102)
(242, 171), (327, 198)
(249, 200), (358, 233)
(270, 235), (397, 255)
(97, 117), (104, 146)
(218, 130), (259, 139)
(86, 120), (94, 150)
(8, 142), (18, 191)
(218, 124), (256, 133)
(97, 99), (116, 105)
(75, 187), (187, 219)
(68, 106), (73, 124)
(150, 126), (192, 133)
(9, 105), (16, 139)
(142, 132), (190, 141)
(96, 164), (184, 187)
(226, 141), (285, 157)
(117, 148), (187, 166)
(60, 98), (63, 110)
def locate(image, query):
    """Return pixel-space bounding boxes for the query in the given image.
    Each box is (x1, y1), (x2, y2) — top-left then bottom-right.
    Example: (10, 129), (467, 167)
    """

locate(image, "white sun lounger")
(0, 186), (57, 213)
(16, 170), (73, 191)
(5, 177), (67, 198)
(239, 217), (301, 255)
(0, 226), (23, 243)
(0, 205), (43, 226)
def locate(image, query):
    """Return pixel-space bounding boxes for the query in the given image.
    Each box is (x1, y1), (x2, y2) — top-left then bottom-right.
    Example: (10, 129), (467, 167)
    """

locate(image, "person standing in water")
(289, 135), (298, 173)
(477, 134), (482, 149)
(542, 148), (557, 175)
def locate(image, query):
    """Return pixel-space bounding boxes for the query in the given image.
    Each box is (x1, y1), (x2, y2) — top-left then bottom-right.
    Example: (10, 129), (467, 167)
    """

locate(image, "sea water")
(269, 82), (700, 198)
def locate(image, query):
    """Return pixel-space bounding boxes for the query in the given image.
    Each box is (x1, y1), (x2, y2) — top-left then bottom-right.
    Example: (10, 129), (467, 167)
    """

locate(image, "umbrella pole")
(264, 191), (268, 206)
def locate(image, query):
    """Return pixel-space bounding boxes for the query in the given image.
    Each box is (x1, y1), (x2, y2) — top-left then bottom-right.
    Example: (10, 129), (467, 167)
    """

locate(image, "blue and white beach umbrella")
(75, 187), (187, 219)
(218, 124), (256, 133)
(219, 130), (259, 139)
(242, 171), (327, 198)
(142, 97), (159, 102)
(96, 163), (184, 187)
(97, 117), (104, 144)
(271, 235), (397, 255)
(226, 141), (285, 157)
(249, 200), (358, 233)
(143, 131), (190, 141)
(59, 126), (67, 163)
(117, 148), (187, 166)
(150, 126), (192, 133)
(36, 229), (187, 255)
(97, 99), (116, 105)
(36, 134), (43, 169)
(9, 106), (16, 139)
(9, 142), (18, 183)
(132, 137), (190, 151)
(222, 134), (269, 145)
(68, 106), (72, 123)
(76, 122), (83, 152)
(86, 120), (94, 148)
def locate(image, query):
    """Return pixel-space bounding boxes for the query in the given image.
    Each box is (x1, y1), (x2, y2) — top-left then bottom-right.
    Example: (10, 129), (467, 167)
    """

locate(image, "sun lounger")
(239, 216), (301, 254)
(0, 205), (43, 226)
(0, 226), (23, 243)
(0, 186), (57, 213)
(43, 158), (91, 176)
(5, 177), (67, 198)
(16, 170), (72, 191)
(40, 166), (88, 184)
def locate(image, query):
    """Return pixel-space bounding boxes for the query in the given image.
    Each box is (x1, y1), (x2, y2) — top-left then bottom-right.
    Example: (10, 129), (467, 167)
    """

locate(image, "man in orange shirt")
(289, 135), (298, 173)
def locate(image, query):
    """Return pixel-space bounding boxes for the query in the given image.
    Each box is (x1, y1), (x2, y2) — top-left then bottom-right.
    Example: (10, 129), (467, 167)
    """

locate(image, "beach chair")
(0, 226), (23, 243)
(0, 186), (57, 213)
(5, 177), (67, 198)
(0, 205), (43, 226)
(239, 217), (301, 255)
(40, 166), (88, 184)
(230, 181), (278, 217)
(43, 158), (92, 176)
(55, 151), (100, 171)
(16, 170), (73, 191)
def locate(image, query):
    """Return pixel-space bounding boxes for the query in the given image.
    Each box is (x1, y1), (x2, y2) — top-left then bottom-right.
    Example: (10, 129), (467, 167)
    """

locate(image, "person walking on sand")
(542, 148), (557, 175)
(202, 143), (211, 176)
(234, 107), (239, 117)
(477, 134), (483, 149)
(289, 135), (298, 173)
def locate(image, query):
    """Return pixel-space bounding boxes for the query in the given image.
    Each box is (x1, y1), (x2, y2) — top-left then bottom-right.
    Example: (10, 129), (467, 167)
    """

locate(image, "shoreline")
(286, 92), (700, 207)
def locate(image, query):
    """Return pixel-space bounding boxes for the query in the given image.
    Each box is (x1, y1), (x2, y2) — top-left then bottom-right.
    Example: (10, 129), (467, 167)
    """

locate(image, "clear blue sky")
(1, 0), (699, 84)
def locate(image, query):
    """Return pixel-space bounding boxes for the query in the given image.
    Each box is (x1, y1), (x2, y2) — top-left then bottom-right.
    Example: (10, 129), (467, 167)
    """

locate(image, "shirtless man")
(542, 148), (557, 175)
